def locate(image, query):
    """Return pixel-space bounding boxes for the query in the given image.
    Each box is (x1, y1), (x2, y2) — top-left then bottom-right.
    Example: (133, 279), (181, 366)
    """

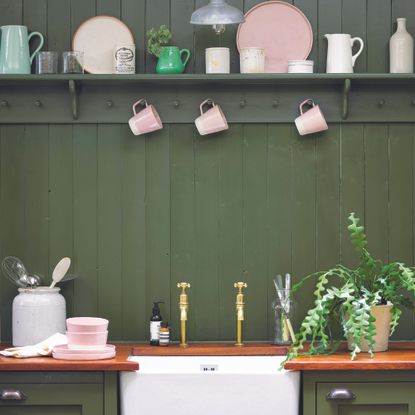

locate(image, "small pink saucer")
(52, 344), (116, 360)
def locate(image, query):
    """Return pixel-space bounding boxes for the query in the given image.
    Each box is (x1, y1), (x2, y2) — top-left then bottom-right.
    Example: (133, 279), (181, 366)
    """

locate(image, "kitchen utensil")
(50, 257), (71, 288)
(236, 1), (312, 73)
(2, 256), (32, 288)
(62, 51), (84, 73)
(66, 330), (108, 349)
(53, 344), (115, 360)
(390, 18), (414, 73)
(128, 99), (163, 136)
(0, 25), (44, 74)
(325, 33), (364, 73)
(288, 60), (314, 73)
(35, 51), (58, 74)
(66, 317), (109, 333)
(239, 47), (265, 73)
(205, 47), (230, 74)
(195, 99), (228, 136)
(72, 15), (134, 74)
(156, 46), (191, 74)
(295, 99), (328, 136)
(114, 43), (136, 74)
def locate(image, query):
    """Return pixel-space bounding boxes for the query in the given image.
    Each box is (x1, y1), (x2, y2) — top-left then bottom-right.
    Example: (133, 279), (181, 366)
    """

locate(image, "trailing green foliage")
(147, 25), (172, 57)
(284, 213), (415, 363)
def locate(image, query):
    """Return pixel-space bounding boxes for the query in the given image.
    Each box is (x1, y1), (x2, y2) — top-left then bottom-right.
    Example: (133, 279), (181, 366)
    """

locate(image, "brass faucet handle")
(177, 282), (191, 292)
(234, 281), (248, 293)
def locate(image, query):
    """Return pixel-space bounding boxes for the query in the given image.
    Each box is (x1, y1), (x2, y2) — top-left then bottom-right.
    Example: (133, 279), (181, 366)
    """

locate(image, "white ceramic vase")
(390, 18), (414, 73)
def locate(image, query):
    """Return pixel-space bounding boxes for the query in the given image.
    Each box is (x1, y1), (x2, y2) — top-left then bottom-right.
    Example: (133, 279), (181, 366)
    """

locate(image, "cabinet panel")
(317, 383), (415, 415)
(0, 407), (80, 414)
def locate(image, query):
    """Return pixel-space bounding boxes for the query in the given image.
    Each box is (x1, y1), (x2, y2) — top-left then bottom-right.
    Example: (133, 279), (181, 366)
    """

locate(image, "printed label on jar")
(114, 44), (136, 74)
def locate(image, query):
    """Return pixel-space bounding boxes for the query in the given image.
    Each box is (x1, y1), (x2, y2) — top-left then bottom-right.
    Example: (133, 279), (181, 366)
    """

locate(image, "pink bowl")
(66, 330), (108, 349)
(66, 317), (109, 333)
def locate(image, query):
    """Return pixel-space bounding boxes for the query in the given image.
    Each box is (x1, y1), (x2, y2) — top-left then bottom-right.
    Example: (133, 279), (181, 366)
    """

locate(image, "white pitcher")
(325, 34), (364, 73)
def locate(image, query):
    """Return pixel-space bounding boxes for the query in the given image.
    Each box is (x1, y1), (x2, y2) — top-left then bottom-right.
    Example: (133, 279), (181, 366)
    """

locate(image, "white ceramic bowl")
(66, 317), (109, 333)
(66, 330), (108, 349)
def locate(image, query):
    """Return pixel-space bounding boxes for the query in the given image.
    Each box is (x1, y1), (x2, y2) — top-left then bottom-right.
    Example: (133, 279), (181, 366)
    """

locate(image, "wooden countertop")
(132, 342), (289, 356)
(0, 344), (138, 371)
(284, 342), (415, 371)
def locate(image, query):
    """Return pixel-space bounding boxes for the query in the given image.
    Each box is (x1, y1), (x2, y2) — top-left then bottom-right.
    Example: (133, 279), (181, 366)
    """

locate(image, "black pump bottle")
(150, 301), (164, 346)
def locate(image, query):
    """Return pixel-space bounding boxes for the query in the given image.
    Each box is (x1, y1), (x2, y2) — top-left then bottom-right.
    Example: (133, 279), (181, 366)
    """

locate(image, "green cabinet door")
(317, 382), (415, 415)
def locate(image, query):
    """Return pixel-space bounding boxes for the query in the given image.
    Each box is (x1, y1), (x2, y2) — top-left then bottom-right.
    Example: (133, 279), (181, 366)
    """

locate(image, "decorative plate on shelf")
(236, 1), (313, 73)
(72, 15), (135, 74)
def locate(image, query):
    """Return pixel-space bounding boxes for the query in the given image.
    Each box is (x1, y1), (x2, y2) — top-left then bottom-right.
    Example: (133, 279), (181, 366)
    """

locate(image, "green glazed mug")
(156, 46), (190, 74)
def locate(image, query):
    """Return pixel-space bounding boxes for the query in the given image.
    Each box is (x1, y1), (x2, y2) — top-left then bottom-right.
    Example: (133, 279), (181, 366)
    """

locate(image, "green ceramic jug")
(0, 25), (44, 74)
(156, 46), (190, 74)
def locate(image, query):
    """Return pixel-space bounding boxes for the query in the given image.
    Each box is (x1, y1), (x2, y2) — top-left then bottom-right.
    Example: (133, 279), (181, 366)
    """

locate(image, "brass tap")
(234, 282), (247, 346)
(177, 282), (190, 347)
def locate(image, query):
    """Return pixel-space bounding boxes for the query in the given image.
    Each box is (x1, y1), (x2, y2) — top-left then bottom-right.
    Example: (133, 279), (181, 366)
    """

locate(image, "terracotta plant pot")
(347, 303), (393, 352)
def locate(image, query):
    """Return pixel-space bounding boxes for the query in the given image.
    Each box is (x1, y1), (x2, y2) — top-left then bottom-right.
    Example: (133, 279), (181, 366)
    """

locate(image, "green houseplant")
(147, 25), (190, 74)
(285, 212), (415, 362)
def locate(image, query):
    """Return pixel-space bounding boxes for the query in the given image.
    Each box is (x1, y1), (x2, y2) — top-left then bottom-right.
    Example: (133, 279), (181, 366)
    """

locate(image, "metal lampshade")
(190, 0), (245, 33)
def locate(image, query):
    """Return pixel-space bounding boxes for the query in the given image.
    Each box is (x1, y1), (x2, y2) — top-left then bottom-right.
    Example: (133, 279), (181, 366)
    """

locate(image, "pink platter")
(52, 344), (116, 360)
(236, 1), (313, 73)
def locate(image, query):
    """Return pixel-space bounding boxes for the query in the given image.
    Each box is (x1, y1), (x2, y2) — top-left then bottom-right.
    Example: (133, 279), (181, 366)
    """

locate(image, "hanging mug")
(295, 99), (328, 136)
(128, 99), (163, 136)
(195, 99), (229, 136)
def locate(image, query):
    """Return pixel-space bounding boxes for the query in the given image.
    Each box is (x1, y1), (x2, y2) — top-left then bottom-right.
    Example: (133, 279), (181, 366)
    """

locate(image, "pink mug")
(128, 99), (163, 136)
(295, 99), (328, 136)
(195, 99), (229, 136)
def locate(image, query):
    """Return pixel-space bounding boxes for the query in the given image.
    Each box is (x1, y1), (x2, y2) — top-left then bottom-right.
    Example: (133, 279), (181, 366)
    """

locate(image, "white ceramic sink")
(121, 355), (300, 415)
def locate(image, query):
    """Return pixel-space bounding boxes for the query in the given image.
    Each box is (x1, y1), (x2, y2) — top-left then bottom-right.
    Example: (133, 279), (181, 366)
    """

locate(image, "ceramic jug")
(156, 46), (190, 74)
(0, 25), (44, 74)
(325, 34), (364, 73)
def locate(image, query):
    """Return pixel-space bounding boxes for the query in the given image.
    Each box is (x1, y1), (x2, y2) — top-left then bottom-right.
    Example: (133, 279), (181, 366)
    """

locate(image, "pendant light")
(190, 0), (245, 34)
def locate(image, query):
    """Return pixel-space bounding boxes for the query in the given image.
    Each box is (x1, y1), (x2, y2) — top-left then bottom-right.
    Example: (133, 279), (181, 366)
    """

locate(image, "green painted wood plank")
(48, 0), (71, 55)
(341, 0), (367, 72)
(23, 125), (49, 279)
(97, 125), (123, 340)
(97, 0), (120, 17)
(316, 126), (340, 270)
(194, 131), (221, 340)
(145, 126), (171, 337)
(367, 0), (391, 73)
(317, 0), (341, 72)
(339, 124), (364, 267)
(120, 124), (146, 340)
(170, 0), (195, 74)
(291, 127), (316, 330)
(294, 0), (318, 70)
(0, 0), (22, 25)
(0, 126), (25, 341)
(217, 125), (243, 341)
(242, 124), (268, 340)
(267, 124), (292, 339)
(48, 125), (74, 315)
(243, 0), (260, 12)
(364, 124), (389, 262)
(121, 0), (146, 73)
(145, 0), (170, 73)
(388, 124), (414, 340)
(170, 124), (196, 341)
(73, 125), (98, 317)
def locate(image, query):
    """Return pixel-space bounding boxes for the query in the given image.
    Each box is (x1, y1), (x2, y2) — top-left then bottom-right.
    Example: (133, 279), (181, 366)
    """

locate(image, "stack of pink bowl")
(53, 317), (115, 360)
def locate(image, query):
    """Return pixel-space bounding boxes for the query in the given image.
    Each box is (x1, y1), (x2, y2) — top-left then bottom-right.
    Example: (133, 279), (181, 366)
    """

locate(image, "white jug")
(325, 34), (364, 73)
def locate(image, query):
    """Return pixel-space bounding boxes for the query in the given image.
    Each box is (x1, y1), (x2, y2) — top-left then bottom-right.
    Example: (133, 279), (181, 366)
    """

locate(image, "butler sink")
(120, 355), (300, 415)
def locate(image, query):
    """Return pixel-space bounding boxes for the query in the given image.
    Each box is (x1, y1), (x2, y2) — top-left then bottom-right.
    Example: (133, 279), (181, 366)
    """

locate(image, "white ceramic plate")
(72, 15), (134, 74)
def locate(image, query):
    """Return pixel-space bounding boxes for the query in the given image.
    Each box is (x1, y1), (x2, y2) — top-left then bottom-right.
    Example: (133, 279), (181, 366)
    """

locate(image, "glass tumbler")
(272, 289), (293, 345)
(36, 51), (58, 74)
(63, 51), (84, 74)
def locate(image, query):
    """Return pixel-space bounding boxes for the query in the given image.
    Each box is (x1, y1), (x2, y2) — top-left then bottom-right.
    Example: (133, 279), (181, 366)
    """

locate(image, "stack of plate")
(53, 317), (115, 360)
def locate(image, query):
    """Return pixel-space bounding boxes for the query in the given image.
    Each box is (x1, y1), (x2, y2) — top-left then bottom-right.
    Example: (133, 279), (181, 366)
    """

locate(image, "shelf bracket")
(68, 80), (79, 120)
(342, 78), (351, 120)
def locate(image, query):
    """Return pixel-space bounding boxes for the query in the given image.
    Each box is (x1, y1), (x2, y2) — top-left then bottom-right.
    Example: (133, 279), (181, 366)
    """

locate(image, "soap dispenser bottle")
(150, 301), (164, 346)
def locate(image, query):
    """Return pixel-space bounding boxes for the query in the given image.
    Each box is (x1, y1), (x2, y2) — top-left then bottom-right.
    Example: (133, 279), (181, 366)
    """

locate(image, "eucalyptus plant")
(147, 25), (172, 58)
(285, 212), (415, 362)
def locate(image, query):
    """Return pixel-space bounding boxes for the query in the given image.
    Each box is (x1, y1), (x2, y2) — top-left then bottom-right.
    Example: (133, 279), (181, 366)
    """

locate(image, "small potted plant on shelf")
(284, 212), (415, 363)
(147, 25), (190, 74)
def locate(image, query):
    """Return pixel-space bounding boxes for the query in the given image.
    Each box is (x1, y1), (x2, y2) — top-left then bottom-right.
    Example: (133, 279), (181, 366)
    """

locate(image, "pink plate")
(52, 344), (115, 360)
(237, 1), (313, 73)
